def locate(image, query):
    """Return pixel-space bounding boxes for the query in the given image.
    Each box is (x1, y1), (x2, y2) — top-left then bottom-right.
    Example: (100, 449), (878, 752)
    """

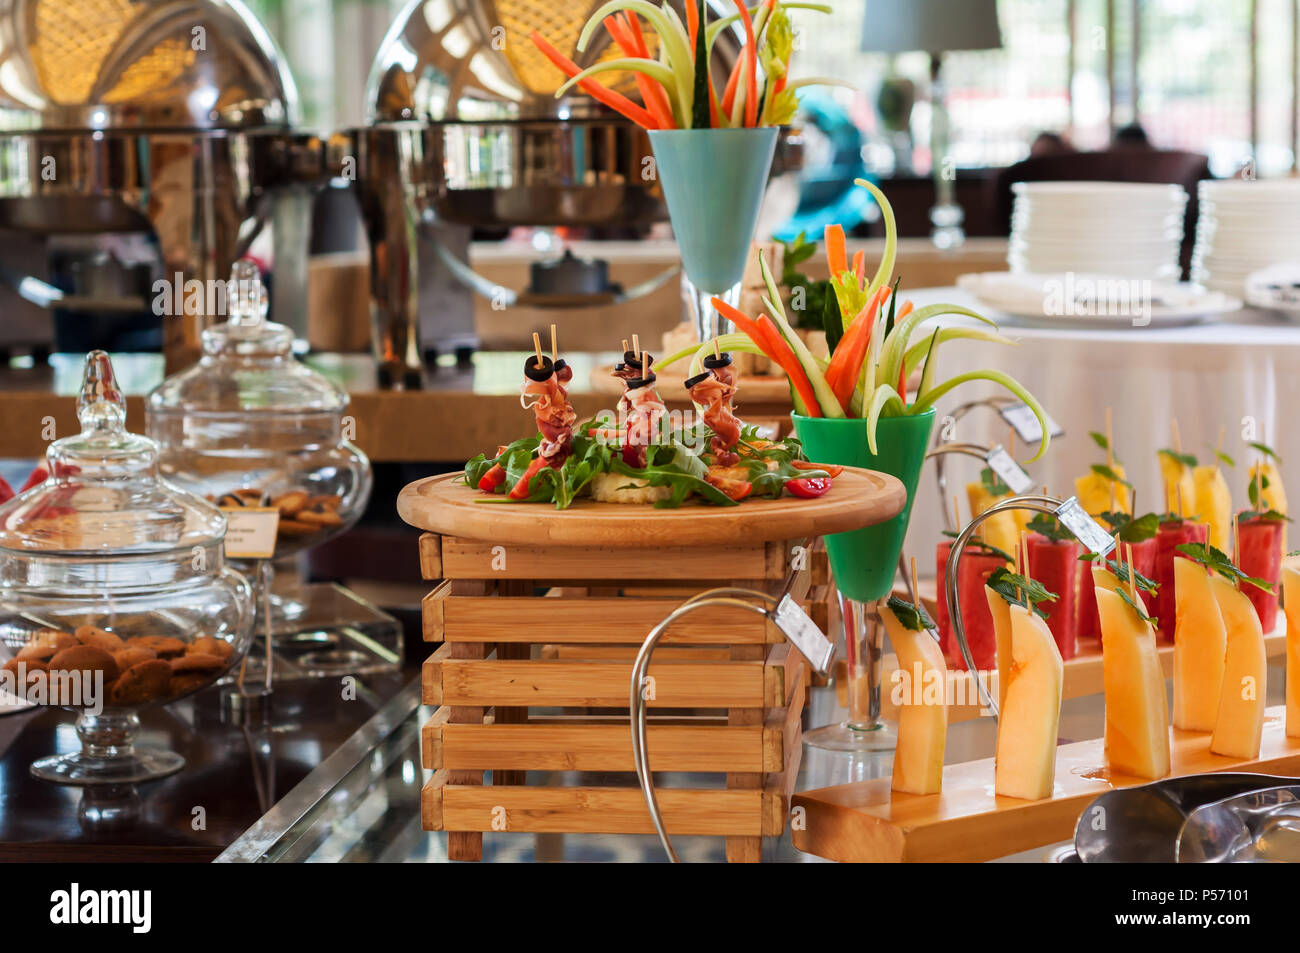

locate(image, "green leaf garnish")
(886, 594), (935, 632)
(1158, 448), (1197, 468)
(1090, 463), (1133, 488)
(980, 466), (1011, 496)
(1026, 513), (1073, 543)
(942, 531), (1014, 565)
(1096, 511), (1160, 543)
(1089, 431), (1110, 452)
(1249, 441), (1280, 462)
(1104, 558), (1159, 594)
(1175, 542), (1274, 592)
(986, 566), (1056, 619)
(1238, 509), (1292, 524)
(1216, 451), (1236, 468)
(1113, 585), (1157, 627)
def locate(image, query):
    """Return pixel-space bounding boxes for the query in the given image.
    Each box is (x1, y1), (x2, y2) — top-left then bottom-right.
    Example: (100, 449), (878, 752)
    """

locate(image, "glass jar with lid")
(145, 259), (373, 565)
(0, 351), (253, 785)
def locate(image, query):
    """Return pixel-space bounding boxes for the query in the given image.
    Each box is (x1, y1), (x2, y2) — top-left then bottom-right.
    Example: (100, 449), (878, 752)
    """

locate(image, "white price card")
(221, 507), (280, 560)
(985, 445), (1035, 495)
(1055, 498), (1115, 556)
(999, 401), (1064, 444)
(772, 595), (836, 676)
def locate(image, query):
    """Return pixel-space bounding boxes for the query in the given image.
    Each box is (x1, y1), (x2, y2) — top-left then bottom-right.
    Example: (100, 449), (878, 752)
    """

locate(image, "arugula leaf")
(985, 566), (1057, 619)
(885, 594), (935, 632)
(1090, 463), (1133, 488)
(1175, 542), (1274, 592)
(1113, 585), (1157, 627)
(1026, 513), (1073, 543)
(462, 435), (540, 489)
(980, 466), (1011, 496)
(1249, 441), (1280, 462)
(1158, 448), (1197, 468)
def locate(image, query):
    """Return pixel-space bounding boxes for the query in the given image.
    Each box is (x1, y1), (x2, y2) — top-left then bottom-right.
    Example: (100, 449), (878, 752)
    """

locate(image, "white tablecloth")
(903, 288), (1300, 576)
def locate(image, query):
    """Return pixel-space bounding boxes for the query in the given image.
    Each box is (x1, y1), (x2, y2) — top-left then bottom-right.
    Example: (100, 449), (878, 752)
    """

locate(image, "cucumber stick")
(757, 254), (844, 417)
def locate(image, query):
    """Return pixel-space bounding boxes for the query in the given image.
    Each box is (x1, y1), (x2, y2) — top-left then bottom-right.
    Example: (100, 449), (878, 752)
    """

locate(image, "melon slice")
(1209, 574), (1268, 759)
(1283, 567), (1300, 739)
(1192, 465), (1232, 551)
(1172, 556), (1226, 731)
(984, 584), (1013, 711)
(995, 604), (1064, 800)
(1075, 463), (1130, 516)
(882, 603), (948, 795)
(1095, 585), (1171, 779)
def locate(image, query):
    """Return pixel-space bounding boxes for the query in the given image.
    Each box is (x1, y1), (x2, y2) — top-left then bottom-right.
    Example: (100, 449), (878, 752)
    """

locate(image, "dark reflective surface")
(0, 672), (406, 861)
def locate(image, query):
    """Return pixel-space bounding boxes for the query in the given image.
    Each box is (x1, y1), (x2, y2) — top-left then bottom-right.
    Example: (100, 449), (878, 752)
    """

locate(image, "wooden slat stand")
(416, 532), (824, 862)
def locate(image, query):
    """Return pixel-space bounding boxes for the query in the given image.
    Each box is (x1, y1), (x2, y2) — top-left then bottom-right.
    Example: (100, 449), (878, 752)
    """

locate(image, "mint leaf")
(1026, 513), (1073, 542)
(1158, 448), (1197, 468)
(986, 566), (1057, 619)
(1249, 441), (1280, 462)
(1175, 542), (1274, 592)
(1238, 509), (1292, 524)
(942, 530), (1014, 565)
(1216, 451), (1236, 468)
(980, 466), (1011, 496)
(1089, 431), (1110, 452)
(1104, 558), (1159, 594)
(1091, 463), (1133, 488)
(1113, 585), (1157, 627)
(886, 594), (935, 632)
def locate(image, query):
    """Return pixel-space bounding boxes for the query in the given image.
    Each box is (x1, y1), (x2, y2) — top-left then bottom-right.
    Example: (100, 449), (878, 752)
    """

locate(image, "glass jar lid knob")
(228, 258), (269, 331)
(76, 349), (126, 435)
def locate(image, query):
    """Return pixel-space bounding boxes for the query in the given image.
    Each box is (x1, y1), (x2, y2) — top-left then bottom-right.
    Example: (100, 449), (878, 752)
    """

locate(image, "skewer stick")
(1217, 426), (1225, 460)
(1125, 542), (1136, 602)
(633, 334), (641, 360)
(1105, 407), (1114, 469)
(713, 337), (721, 359)
(1172, 418), (1183, 453)
(909, 557), (921, 609)
(1177, 483), (1185, 519)
(952, 495), (962, 532)
(622, 339), (629, 353)
(550, 323), (558, 361)
(532, 332), (544, 369)
(1232, 512), (1240, 566)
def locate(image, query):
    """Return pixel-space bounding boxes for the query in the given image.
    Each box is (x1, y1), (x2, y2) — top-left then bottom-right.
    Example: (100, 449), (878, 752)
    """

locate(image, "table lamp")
(861, 0), (1003, 247)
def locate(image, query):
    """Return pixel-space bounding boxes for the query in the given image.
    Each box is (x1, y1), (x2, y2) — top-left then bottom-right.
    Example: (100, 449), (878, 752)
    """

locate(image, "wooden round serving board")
(397, 467), (906, 547)
(589, 364), (794, 404)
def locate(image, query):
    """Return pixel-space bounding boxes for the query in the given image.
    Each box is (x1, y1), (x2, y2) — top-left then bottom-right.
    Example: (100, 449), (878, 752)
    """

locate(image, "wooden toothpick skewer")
(1172, 417), (1183, 454)
(909, 557), (920, 608)
(550, 323), (557, 361)
(1125, 542), (1136, 602)
(622, 338), (629, 353)
(1105, 406), (1114, 469)
(713, 337), (721, 359)
(953, 495), (962, 533)
(1217, 426), (1225, 460)
(1233, 512), (1240, 566)
(1177, 483), (1185, 519)
(632, 334), (641, 360)
(532, 332), (544, 368)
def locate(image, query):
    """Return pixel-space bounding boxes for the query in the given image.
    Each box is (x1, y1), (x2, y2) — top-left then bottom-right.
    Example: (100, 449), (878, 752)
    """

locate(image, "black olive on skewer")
(524, 354), (555, 381)
(623, 351), (654, 370)
(553, 358), (568, 374)
(683, 370), (711, 388)
(627, 371), (657, 389)
(703, 352), (732, 370)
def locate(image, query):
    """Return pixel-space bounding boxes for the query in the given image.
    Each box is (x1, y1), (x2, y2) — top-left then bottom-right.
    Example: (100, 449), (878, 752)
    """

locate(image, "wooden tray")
(397, 467), (905, 547)
(792, 706), (1300, 863)
(589, 364), (795, 404)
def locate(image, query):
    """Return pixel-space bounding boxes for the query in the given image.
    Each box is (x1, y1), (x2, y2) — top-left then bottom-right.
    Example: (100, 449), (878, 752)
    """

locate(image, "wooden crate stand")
(415, 532), (822, 862)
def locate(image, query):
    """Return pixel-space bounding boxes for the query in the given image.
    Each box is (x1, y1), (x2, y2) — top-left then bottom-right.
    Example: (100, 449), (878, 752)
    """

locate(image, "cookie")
(305, 494), (342, 509)
(47, 645), (119, 684)
(188, 637), (234, 660)
(276, 518), (318, 537)
(216, 488), (266, 508)
(170, 652), (225, 674)
(295, 504), (344, 528)
(109, 659), (172, 705)
(272, 490), (308, 517)
(113, 646), (157, 671)
(3, 657), (48, 694)
(168, 672), (211, 697)
(125, 635), (186, 659)
(17, 629), (77, 661)
(75, 624), (124, 652)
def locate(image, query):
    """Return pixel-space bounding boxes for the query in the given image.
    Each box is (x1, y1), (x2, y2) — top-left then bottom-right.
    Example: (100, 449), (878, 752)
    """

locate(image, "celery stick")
(579, 2), (695, 117)
(758, 254), (844, 417)
(902, 327), (1019, 375)
(865, 384), (906, 454)
(555, 57), (679, 101)
(912, 369), (1052, 461)
(878, 303), (994, 398)
(855, 178), (897, 306)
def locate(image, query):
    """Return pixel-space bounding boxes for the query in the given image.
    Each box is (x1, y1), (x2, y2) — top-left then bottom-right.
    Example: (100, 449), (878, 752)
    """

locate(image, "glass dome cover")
(0, 350), (226, 556)
(148, 258), (347, 415)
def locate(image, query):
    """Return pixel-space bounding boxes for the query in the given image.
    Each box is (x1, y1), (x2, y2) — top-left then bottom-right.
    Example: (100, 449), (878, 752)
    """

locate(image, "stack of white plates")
(1008, 181), (1188, 280)
(1192, 180), (1300, 295)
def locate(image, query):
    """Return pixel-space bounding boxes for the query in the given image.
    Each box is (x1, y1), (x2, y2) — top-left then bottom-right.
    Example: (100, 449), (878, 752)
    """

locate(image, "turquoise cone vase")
(792, 410), (936, 602)
(648, 127), (778, 294)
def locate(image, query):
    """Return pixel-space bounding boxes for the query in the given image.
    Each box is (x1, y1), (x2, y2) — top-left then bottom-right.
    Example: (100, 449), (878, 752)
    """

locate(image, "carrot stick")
(851, 249), (865, 286)
(824, 223), (848, 278)
(712, 297), (821, 415)
(721, 59), (743, 114)
(530, 31), (659, 129)
(603, 16), (676, 129)
(826, 290), (884, 408)
(685, 0), (699, 54)
(897, 299), (914, 320)
(734, 1), (759, 127)
(621, 14), (678, 128)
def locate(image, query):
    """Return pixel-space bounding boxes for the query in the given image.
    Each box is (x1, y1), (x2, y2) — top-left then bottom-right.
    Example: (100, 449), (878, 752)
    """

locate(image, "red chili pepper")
(20, 466), (49, 491)
(477, 464), (507, 493)
(0, 476), (13, 504)
(507, 457), (550, 500)
(786, 476), (833, 498)
(791, 460), (843, 478)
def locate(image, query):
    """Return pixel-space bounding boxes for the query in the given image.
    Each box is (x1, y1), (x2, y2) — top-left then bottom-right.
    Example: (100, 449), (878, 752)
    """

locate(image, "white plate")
(958, 271), (1243, 329)
(1244, 262), (1300, 317)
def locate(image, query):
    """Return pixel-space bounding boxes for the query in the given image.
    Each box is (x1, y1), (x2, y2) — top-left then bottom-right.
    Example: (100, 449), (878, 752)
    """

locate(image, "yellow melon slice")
(1248, 461), (1287, 553)
(1095, 585), (1171, 779)
(1075, 463), (1131, 516)
(1172, 556), (1226, 732)
(882, 603), (948, 794)
(1283, 567), (1300, 739)
(966, 481), (1018, 555)
(984, 584), (1013, 711)
(995, 604), (1064, 800)
(1159, 451), (1196, 519)
(1193, 465), (1232, 551)
(1209, 574), (1268, 759)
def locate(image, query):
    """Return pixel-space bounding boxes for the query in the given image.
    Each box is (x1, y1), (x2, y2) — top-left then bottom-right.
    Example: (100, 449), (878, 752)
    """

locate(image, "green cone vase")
(792, 410), (936, 602)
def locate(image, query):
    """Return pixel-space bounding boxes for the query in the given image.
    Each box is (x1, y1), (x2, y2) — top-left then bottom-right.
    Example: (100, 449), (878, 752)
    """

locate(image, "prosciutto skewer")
(520, 355), (577, 468)
(621, 363), (666, 469)
(685, 352), (741, 466)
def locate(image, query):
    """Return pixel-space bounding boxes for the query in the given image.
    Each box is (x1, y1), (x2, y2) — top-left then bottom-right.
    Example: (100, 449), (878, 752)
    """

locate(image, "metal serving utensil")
(1074, 773), (1297, 862)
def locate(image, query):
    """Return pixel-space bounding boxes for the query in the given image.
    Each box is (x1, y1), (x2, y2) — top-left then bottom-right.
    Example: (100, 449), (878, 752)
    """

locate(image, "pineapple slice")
(1192, 465), (1232, 551)
(1095, 578), (1171, 780)
(1248, 461), (1287, 553)
(1209, 574), (1268, 760)
(1283, 566), (1300, 739)
(1074, 463), (1131, 516)
(994, 604), (1064, 800)
(1172, 556), (1226, 732)
(1159, 451), (1196, 518)
(965, 481), (1018, 555)
(882, 602), (948, 795)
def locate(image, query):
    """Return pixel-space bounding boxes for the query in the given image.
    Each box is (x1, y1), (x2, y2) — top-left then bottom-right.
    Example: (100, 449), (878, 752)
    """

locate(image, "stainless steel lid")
(368, 0), (738, 124)
(0, 0), (298, 131)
